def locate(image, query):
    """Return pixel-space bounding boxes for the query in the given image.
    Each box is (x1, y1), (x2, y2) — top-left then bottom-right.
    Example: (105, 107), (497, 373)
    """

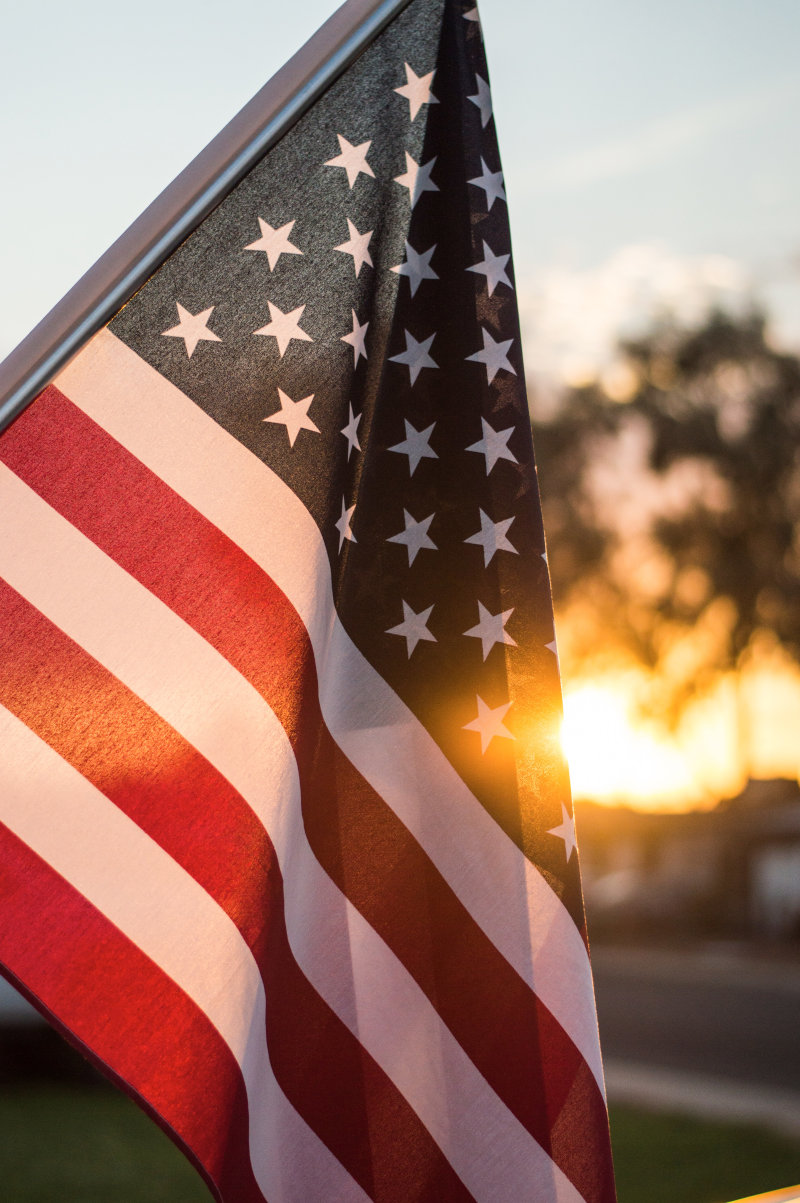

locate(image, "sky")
(2, 0), (799, 381)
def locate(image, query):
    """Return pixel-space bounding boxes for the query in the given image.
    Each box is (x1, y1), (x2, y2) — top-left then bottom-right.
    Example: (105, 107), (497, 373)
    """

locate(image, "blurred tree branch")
(533, 309), (800, 725)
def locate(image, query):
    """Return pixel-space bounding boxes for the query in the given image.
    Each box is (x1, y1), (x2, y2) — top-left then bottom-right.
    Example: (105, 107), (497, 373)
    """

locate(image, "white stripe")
(0, 465), (579, 1203)
(57, 328), (604, 1089)
(0, 705), (366, 1203)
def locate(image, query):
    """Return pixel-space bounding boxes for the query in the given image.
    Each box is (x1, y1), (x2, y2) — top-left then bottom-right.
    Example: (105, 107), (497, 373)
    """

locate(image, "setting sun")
(561, 683), (696, 809)
(559, 651), (800, 812)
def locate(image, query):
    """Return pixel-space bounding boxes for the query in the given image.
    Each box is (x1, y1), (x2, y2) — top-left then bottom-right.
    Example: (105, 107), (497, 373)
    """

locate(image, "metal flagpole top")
(0, 0), (413, 435)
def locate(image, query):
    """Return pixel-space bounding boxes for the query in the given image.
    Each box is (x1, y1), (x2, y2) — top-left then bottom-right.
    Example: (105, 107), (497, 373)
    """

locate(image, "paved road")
(592, 944), (800, 1094)
(0, 976), (37, 1024)
(4, 940), (799, 1102)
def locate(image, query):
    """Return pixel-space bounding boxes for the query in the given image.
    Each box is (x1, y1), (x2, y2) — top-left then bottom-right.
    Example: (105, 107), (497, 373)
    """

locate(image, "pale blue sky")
(1, 0), (798, 375)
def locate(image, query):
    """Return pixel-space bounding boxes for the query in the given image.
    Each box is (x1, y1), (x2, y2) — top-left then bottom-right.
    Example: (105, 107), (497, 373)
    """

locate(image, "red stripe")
(0, 581), (473, 1203)
(2, 386), (615, 1201)
(0, 821), (264, 1203)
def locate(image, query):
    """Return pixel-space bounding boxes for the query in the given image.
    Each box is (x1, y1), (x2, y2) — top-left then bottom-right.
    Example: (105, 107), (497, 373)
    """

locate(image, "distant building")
(718, 778), (800, 940)
(575, 777), (800, 942)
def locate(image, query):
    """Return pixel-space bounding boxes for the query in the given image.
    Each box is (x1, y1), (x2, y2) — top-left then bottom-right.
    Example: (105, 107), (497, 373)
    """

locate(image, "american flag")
(0, 0), (616, 1199)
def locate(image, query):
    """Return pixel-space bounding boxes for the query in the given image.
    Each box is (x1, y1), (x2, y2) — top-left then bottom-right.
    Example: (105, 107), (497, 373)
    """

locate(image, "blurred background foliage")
(534, 307), (800, 730)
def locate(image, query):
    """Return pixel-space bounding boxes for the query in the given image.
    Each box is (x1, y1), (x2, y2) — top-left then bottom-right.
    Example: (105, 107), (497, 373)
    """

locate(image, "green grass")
(0, 1084), (212, 1202)
(610, 1105), (800, 1203)
(1, 1084), (800, 1201)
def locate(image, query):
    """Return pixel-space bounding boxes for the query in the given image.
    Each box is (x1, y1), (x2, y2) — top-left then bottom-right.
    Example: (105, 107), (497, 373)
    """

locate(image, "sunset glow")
(561, 683), (696, 810)
(560, 653), (800, 812)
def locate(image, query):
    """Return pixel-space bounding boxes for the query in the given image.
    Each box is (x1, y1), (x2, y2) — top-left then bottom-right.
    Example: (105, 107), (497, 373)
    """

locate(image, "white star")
(243, 218), (302, 269)
(548, 803), (577, 861)
(466, 326), (516, 384)
(340, 404), (361, 459)
(394, 153), (439, 207)
(263, 388), (319, 447)
(253, 302), (313, 357)
(463, 696), (515, 755)
(468, 75), (493, 127)
(389, 419), (437, 476)
(464, 509), (518, 566)
(324, 134), (375, 188)
(335, 498), (357, 550)
(467, 417), (518, 474)
(391, 241), (438, 297)
(463, 6), (480, 20)
(334, 219), (374, 276)
(394, 62), (438, 120)
(546, 638), (558, 657)
(463, 602), (517, 661)
(468, 157), (506, 210)
(161, 303), (221, 358)
(387, 509), (437, 566)
(341, 309), (369, 365)
(387, 601), (437, 657)
(467, 240), (512, 296)
(389, 330), (438, 385)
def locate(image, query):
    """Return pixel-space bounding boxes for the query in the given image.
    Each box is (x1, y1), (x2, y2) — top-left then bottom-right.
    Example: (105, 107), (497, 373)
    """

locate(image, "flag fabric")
(0, 0), (616, 1200)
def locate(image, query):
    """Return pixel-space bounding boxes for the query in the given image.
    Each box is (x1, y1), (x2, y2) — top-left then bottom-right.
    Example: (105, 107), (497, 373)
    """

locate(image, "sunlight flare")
(561, 683), (695, 808)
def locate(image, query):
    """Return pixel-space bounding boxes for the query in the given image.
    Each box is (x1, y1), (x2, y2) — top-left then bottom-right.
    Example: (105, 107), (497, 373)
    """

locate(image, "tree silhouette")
(532, 309), (800, 721)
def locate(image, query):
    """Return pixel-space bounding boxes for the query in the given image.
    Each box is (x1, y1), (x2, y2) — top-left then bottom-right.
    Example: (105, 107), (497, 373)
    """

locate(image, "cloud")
(525, 78), (798, 194)
(519, 243), (750, 387)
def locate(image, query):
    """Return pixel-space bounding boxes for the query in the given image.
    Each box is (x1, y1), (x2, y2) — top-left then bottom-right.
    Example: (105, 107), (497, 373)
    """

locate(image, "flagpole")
(0, 0), (413, 435)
